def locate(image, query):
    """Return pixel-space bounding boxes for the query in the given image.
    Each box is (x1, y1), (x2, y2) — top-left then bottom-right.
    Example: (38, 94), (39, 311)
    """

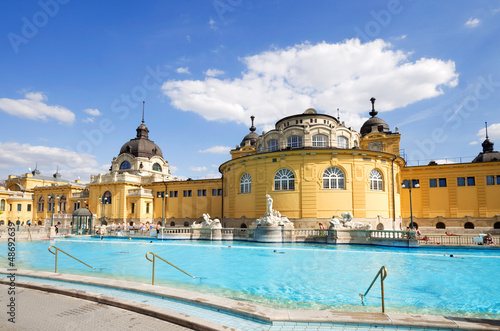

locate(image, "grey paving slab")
(0, 286), (193, 331)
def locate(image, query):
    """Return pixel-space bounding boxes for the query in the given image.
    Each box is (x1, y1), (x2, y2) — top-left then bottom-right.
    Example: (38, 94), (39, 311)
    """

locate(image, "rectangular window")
(169, 191), (178, 198)
(73, 202), (79, 210)
(174, 191), (178, 197)
(17, 204), (22, 212)
(27, 204), (31, 212)
(146, 203), (150, 214)
(487, 175), (495, 185)
(467, 177), (475, 186)
(197, 189), (206, 196)
(497, 176), (500, 185)
(218, 189), (223, 196)
(429, 179), (437, 188)
(212, 189), (217, 196)
(439, 178), (447, 187)
(131, 203), (135, 214)
(412, 179), (420, 188)
(457, 177), (465, 187)
(184, 190), (192, 197)
(198, 190), (202, 196)
(202, 189), (206, 196)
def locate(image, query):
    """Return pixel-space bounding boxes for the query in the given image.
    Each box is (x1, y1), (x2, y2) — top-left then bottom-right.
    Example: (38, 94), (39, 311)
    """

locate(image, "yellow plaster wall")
(401, 162), (500, 218)
(221, 149), (403, 220)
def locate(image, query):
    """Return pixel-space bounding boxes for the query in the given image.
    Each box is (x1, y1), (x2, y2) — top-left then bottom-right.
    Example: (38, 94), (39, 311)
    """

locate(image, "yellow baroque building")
(3, 97), (500, 234)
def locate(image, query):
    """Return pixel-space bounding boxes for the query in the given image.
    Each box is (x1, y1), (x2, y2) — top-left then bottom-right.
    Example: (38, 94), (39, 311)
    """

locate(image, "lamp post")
(48, 194), (60, 227)
(401, 180), (419, 230)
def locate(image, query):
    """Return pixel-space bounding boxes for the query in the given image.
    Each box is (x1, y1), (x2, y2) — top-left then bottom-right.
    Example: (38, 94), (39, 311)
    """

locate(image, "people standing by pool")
(156, 223), (161, 237)
(483, 233), (494, 245)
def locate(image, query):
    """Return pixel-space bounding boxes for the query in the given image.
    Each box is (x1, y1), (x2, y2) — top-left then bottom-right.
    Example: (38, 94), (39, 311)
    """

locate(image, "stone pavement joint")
(0, 281), (238, 331)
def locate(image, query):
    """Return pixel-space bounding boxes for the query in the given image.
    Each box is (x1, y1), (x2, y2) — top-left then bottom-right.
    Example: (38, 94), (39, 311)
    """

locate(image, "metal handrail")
(48, 246), (95, 273)
(359, 266), (388, 312)
(145, 251), (195, 285)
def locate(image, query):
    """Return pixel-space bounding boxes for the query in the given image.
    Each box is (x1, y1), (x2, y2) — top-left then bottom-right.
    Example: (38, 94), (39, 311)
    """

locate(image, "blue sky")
(1, 0), (500, 183)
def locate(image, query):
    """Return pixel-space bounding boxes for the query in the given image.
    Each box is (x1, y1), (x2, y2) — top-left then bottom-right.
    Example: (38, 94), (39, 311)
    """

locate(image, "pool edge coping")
(1, 269), (499, 330)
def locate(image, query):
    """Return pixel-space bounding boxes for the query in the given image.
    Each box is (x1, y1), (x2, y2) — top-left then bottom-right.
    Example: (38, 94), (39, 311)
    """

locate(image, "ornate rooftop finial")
(250, 115), (256, 132)
(142, 100), (145, 124)
(32, 162), (41, 176)
(482, 121), (494, 153)
(337, 108), (340, 120)
(369, 97), (378, 117)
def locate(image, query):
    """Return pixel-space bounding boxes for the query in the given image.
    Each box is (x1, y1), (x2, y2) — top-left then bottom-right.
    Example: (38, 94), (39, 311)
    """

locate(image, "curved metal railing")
(359, 266), (388, 312)
(48, 246), (95, 273)
(145, 251), (195, 285)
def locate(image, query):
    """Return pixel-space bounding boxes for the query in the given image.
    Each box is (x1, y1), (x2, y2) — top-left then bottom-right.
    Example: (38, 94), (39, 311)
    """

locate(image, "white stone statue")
(329, 216), (342, 229)
(266, 194), (273, 215)
(252, 194), (294, 228)
(201, 213), (213, 227)
(191, 221), (202, 229)
(210, 219), (222, 228)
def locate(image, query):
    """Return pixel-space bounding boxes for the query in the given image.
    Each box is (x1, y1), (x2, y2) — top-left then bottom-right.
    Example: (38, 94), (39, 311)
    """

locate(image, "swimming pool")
(9, 237), (500, 319)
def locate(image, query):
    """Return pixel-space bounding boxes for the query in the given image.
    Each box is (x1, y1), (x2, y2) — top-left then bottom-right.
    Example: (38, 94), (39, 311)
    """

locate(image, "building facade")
(3, 98), (500, 233)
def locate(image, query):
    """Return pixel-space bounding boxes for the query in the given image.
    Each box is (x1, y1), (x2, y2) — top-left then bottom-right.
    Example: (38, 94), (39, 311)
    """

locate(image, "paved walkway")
(0, 286), (193, 331)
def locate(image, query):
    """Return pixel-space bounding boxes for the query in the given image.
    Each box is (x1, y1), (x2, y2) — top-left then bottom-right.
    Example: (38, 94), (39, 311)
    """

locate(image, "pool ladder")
(145, 252), (195, 285)
(359, 266), (387, 313)
(48, 246), (95, 273)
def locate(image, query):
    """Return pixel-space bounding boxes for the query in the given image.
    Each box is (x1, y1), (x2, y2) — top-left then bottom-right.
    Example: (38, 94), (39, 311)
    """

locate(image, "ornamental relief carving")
(368, 141), (383, 152)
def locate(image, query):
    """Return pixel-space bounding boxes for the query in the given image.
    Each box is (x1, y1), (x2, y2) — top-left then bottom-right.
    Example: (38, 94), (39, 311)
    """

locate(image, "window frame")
(287, 136), (303, 149)
(323, 167), (345, 190)
(240, 173), (252, 194)
(369, 169), (384, 191)
(274, 168), (295, 191)
(312, 134), (328, 147)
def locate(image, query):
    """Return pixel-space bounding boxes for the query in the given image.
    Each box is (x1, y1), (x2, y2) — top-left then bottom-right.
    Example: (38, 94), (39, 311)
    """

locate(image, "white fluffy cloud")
(162, 39), (458, 128)
(83, 108), (102, 116)
(198, 146), (231, 154)
(176, 67), (190, 74)
(0, 141), (101, 182)
(190, 166), (208, 172)
(205, 68), (225, 77)
(0, 92), (75, 125)
(465, 18), (480, 28)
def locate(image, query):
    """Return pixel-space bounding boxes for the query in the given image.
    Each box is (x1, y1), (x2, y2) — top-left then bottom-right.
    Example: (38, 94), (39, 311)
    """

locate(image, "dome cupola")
(118, 102), (163, 158)
(360, 97), (390, 136)
(240, 115), (259, 147)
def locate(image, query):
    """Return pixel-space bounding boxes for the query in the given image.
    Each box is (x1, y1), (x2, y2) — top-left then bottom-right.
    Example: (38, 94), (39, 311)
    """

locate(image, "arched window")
(184, 221), (189, 227)
(59, 195), (67, 212)
(287, 136), (303, 149)
(268, 139), (278, 152)
(323, 167), (345, 189)
(120, 161), (131, 169)
(37, 196), (44, 212)
(0, 199), (4, 211)
(240, 173), (251, 194)
(152, 163), (162, 172)
(464, 222), (475, 229)
(241, 223), (247, 228)
(170, 221), (175, 227)
(102, 191), (112, 204)
(494, 222), (500, 229)
(436, 222), (446, 229)
(369, 169), (384, 191)
(274, 169), (295, 191)
(337, 136), (348, 149)
(312, 134), (328, 147)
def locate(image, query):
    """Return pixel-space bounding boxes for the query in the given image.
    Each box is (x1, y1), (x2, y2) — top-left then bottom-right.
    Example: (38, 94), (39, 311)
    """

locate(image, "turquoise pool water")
(8, 237), (500, 319)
